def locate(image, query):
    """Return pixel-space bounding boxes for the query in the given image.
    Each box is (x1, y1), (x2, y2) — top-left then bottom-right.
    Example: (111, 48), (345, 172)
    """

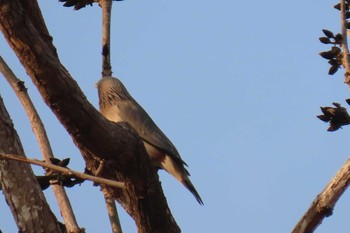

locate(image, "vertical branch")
(294, 2), (350, 232)
(0, 56), (83, 233)
(101, 0), (113, 77)
(100, 1), (122, 232)
(103, 188), (123, 233)
(341, 0), (350, 84)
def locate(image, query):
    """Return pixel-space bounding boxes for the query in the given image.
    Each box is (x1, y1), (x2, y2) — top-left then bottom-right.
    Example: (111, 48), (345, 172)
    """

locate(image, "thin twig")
(292, 157), (350, 233)
(340, 0), (350, 85)
(101, 0), (113, 77)
(0, 55), (83, 232)
(0, 153), (125, 189)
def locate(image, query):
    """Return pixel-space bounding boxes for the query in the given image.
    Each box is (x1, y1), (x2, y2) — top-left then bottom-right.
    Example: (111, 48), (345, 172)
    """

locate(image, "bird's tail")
(161, 155), (204, 205)
(183, 177), (204, 205)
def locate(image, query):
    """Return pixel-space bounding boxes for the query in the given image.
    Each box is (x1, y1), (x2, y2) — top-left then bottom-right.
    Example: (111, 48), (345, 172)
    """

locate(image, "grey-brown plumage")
(97, 77), (203, 205)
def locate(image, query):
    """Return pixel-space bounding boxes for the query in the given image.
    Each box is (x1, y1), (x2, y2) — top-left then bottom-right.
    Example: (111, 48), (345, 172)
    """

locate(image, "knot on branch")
(317, 205), (333, 217)
(15, 80), (27, 92)
(102, 44), (109, 58)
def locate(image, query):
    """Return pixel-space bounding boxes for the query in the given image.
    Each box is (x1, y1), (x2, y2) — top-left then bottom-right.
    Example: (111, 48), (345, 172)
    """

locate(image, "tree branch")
(0, 153), (125, 189)
(340, 0), (350, 85)
(101, 0), (113, 77)
(0, 94), (63, 233)
(0, 55), (83, 233)
(292, 158), (350, 233)
(0, 1), (180, 232)
(307, 1), (350, 232)
(103, 188), (123, 233)
(99, 1), (123, 231)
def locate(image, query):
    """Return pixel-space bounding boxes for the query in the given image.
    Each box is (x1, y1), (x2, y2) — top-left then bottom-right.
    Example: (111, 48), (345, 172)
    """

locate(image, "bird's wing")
(118, 98), (187, 166)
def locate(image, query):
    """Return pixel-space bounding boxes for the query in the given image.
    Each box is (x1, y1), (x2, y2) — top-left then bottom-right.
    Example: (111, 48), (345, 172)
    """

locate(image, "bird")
(97, 76), (203, 205)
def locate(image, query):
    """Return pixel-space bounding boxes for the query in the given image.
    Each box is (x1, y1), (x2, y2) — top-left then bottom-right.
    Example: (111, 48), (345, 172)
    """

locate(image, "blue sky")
(2, 0), (350, 232)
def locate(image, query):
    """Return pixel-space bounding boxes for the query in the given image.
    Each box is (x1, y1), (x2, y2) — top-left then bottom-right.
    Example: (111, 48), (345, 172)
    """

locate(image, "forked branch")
(0, 55), (82, 233)
(0, 1), (180, 232)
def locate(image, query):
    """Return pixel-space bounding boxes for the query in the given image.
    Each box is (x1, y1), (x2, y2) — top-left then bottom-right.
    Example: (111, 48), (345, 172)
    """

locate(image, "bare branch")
(0, 94), (63, 233)
(0, 55), (83, 233)
(99, 1), (123, 231)
(340, 0), (350, 84)
(101, 0), (113, 76)
(102, 188), (123, 233)
(0, 153), (125, 189)
(292, 157), (350, 233)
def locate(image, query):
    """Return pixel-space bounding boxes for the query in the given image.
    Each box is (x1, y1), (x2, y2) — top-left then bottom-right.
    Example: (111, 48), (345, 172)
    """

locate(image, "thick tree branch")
(0, 94), (63, 233)
(0, 1), (180, 232)
(292, 158), (350, 233)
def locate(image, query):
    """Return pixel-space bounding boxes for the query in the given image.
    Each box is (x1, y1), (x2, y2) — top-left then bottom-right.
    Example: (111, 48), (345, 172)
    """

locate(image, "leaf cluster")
(319, 29), (343, 75)
(59, 0), (123, 10)
(37, 158), (84, 190)
(317, 101), (350, 131)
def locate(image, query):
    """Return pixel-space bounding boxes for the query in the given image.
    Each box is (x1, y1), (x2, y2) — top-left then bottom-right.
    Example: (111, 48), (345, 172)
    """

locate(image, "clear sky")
(1, 0), (350, 232)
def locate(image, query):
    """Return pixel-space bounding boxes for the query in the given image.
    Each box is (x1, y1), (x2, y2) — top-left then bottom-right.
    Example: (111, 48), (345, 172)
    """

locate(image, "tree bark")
(0, 1), (180, 232)
(0, 55), (82, 233)
(0, 95), (62, 233)
(292, 158), (350, 233)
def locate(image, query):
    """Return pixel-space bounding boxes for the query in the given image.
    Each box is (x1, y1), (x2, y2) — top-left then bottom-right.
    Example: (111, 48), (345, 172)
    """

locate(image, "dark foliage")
(319, 29), (343, 75)
(37, 157), (84, 190)
(59, 0), (123, 10)
(317, 102), (350, 131)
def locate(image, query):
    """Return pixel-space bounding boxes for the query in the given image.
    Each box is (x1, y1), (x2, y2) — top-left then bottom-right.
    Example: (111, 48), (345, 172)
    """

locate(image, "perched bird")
(97, 77), (203, 205)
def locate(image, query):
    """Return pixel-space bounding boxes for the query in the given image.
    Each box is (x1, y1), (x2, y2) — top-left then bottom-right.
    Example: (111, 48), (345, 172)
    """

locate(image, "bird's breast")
(101, 106), (123, 122)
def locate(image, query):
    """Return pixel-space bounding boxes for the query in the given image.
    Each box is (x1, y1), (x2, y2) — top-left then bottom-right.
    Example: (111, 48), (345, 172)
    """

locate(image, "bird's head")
(97, 76), (131, 106)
